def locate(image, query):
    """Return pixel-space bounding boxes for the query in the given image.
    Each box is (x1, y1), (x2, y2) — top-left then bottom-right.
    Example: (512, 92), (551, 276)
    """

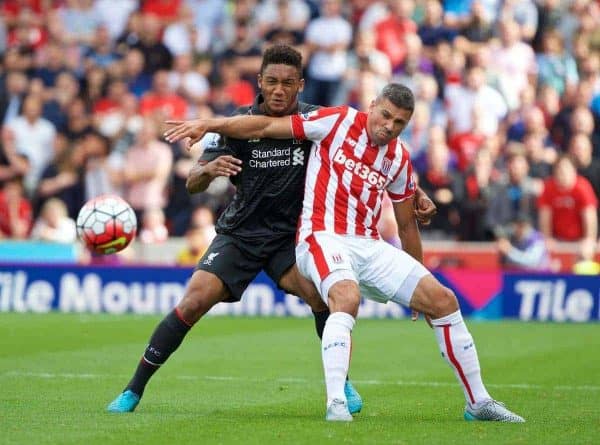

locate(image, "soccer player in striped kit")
(164, 83), (524, 423)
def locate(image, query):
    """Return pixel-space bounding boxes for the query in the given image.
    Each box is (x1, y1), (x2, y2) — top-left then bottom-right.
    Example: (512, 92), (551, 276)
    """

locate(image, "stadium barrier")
(0, 263), (598, 322)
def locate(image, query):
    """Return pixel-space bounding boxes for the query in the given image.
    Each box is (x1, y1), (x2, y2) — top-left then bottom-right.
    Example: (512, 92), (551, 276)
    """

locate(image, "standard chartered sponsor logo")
(249, 147), (304, 168)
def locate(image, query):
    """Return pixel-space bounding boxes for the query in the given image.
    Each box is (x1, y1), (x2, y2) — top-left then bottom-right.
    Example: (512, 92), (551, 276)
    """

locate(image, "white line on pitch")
(1, 371), (599, 391)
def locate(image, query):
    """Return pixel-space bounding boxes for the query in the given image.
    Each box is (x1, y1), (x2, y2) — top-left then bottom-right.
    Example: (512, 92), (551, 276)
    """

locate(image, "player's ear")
(257, 73), (263, 89)
(298, 78), (305, 93)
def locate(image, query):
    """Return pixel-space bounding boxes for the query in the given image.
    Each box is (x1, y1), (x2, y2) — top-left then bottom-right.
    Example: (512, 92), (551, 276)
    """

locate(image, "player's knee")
(429, 286), (459, 319)
(327, 279), (360, 316)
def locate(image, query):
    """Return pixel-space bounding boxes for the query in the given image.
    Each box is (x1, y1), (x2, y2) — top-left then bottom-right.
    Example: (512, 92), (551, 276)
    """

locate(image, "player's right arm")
(186, 155), (242, 194)
(165, 115), (293, 148)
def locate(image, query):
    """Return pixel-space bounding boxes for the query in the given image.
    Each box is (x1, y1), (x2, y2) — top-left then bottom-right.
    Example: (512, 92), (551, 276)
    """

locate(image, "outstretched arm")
(164, 115), (293, 148)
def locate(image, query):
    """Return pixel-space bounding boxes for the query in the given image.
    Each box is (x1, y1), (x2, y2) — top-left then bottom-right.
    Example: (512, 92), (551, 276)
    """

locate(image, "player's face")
(258, 64), (304, 117)
(367, 98), (412, 146)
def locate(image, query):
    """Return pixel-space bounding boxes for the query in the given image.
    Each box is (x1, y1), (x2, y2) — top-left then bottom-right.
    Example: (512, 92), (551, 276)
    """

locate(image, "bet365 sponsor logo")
(333, 148), (387, 189)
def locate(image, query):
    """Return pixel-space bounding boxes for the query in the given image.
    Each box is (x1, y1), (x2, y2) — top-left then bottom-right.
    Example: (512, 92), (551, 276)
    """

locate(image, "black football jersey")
(200, 95), (318, 240)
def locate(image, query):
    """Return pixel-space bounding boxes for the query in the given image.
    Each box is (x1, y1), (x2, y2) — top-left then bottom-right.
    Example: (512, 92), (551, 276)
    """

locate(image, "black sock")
(312, 308), (330, 340)
(125, 309), (192, 396)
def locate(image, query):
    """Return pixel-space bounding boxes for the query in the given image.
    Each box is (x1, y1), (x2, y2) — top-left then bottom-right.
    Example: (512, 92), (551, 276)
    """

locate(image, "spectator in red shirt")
(141, 0), (182, 25)
(0, 175), (32, 239)
(538, 155), (598, 242)
(139, 70), (187, 120)
(374, 0), (417, 72)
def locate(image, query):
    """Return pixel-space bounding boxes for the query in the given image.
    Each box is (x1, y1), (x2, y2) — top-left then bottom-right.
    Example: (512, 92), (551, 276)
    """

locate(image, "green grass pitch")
(1, 313), (599, 444)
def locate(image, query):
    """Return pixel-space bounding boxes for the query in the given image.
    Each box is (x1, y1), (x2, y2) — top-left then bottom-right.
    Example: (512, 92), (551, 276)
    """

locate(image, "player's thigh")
(357, 240), (431, 307)
(265, 237), (328, 312)
(196, 234), (263, 302)
(295, 232), (358, 302)
(178, 268), (229, 323)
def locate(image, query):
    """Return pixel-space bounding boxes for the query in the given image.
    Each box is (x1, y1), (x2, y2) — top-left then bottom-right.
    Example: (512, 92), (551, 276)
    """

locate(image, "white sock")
(431, 310), (491, 408)
(321, 312), (355, 406)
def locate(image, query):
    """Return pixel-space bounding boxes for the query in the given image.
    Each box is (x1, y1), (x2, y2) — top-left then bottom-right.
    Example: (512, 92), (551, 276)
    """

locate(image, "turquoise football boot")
(107, 390), (140, 413)
(344, 380), (363, 414)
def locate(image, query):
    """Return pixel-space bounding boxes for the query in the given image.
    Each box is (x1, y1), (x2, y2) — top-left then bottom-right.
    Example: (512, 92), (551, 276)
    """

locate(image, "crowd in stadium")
(0, 0), (599, 269)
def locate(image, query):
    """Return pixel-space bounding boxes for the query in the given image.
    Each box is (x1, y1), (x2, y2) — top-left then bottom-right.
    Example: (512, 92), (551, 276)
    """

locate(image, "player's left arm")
(392, 196), (423, 264)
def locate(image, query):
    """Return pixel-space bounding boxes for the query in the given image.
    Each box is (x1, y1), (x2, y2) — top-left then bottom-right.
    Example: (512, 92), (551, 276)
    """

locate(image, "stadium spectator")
(254, 0), (311, 39)
(495, 212), (550, 271)
(175, 222), (211, 266)
(217, 57), (256, 109)
(167, 53), (210, 111)
(538, 155), (598, 243)
(373, 0), (417, 73)
(82, 131), (119, 201)
(536, 29), (579, 98)
(417, 135), (462, 238)
(30, 197), (77, 243)
(303, 0), (353, 106)
(162, 3), (211, 57)
(0, 175), (32, 239)
(139, 69), (187, 120)
(36, 132), (85, 220)
(221, 18), (263, 82)
(489, 18), (537, 110)
(3, 94), (56, 195)
(92, 0), (138, 41)
(459, 147), (497, 241)
(121, 118), (173, 221)
(522, 131), (555, 180)
(418, 0), (457, 49)
(0, 70), (28, 125)
(84, 24), (121, 70)
(487, 151), (540, 234)
(568, 132), (600, 224)
(128, 13), (173, 74)
(138, 207), (169, 244)
(121, 48), (153, 98)
(57, 0), (101, 47)
(445, 65), (507, 137)
(498, 0), (538, 43)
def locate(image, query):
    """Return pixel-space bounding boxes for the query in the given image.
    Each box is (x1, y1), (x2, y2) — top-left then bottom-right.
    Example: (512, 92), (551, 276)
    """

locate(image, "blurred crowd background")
(0, 0), (599, 272)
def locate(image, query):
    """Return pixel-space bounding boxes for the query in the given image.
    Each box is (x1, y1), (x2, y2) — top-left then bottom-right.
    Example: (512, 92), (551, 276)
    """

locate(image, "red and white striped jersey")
(290, 105), (415, 241)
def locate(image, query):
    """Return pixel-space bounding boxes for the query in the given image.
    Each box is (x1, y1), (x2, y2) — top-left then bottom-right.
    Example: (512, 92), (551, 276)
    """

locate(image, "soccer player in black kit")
(107, 45), (436, 413)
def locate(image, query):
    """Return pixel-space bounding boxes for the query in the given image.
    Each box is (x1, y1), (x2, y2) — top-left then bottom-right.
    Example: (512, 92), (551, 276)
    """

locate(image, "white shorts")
(295, 232), (431, 307)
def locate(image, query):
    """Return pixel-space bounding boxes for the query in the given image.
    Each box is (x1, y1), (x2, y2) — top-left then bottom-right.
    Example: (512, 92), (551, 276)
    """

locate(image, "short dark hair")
(377, 83), (415, 112)
(260, 44), (302, 76)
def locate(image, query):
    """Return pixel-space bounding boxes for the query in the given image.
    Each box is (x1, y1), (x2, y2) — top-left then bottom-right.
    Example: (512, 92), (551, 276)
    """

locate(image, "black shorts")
(196, 233), (296, 302)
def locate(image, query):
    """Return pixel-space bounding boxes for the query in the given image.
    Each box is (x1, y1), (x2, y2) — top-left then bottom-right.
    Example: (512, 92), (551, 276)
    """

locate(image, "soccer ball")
(76, 195), (137, 254)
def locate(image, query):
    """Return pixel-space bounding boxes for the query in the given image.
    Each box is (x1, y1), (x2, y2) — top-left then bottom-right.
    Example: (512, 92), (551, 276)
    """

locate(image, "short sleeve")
(387, 151), (416, 202)
(290, 106), (347, 143)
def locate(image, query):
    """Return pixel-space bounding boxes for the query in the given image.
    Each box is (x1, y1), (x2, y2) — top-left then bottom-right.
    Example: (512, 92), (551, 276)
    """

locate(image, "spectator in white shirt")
(303, 0), (353, 106)
(3, 95), (57, 195)
(31, 197), (77, 243)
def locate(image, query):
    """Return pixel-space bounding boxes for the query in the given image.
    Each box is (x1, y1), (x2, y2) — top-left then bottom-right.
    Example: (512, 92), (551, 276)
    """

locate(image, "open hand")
(164, 119), (210, 150)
